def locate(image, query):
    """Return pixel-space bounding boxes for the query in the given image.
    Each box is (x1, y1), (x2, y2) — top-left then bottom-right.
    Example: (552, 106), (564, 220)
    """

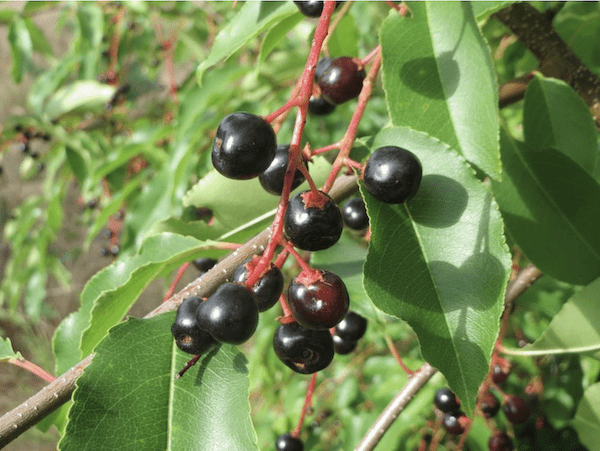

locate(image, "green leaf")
(0, 337), (23, 361)
(8, 16), (33, 83)
(573, 383), (600, 451)
(506, 277), (600, 359)
(0, 10), (16, 25)
(65, 146), (90, 185)
(59, 314), (258, 451)
(380, 2), (500, 178)
(23, 17), (53, 56)
(196, 1), (298, 84)
(28, 55), (80, 115)
(44, 81), (116, 120)
(258, 13), (304, 68)
(76, 3), (104, 47)
(53, 233), (229, 374)
(524, 75), (598, 175)
(328, 14), (359, 58)
(491, 129), (600, 285)
(470, 2), (513, 21)
(362, 127), (511, 417)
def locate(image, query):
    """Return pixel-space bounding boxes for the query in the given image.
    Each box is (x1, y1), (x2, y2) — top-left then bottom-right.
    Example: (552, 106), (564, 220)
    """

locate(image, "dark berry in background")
(317, 56), (365, 105)
(308, 95), (336, 116)
(171, 297), (217, 355)
(192, 258), (218, 273)
(335, 311), (367, 342)
(259, 144), (307, 195)
(434, 387), (461, 413)
(232, 260), (284, 312)
(341, 197), (369, 230)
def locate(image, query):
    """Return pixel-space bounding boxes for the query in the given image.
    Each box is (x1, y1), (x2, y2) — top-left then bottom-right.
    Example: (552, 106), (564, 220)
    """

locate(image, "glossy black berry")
(481, 392), (500, 418)
(284, 190), (343, 251)
(335, 310), (367, 342)
(317, 56), (365, 105)
(293, 1), (342, 18)
(308, 95), (336, 116)
(273, 322), (334, 374)
(232, 260), (284, 312)
(212, 112), (277, 180)
(259, 145), (306, 195)
(192, 257), (217, 273)
(443, 411), (467, 435)
(362, 146), (423, 204)
(502, 395), (530, 424)
(171, 297), (217, 355)
(288, 269), (349, 330)
(488, 431), (513, 451)
(341, 197), (369, 230)
(196, 283), (259, 345)
(332, 334), (357, 355)
(276, 433), (304, 451)
(434, 388), (461, 414)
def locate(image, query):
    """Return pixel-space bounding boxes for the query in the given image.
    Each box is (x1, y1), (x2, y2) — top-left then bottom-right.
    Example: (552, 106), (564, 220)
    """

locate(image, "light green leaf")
(380, 2), (500, 178)
(470, 2), (513, 21)
(8, 16), (33, 83)
(362, 127), (511, 417)
(196, 1), (298, 84)
(0, 337), (23, 361)
(491, 128), (600, 285)
(65, 146), (90, 186)
(524, 74), (598, 175)
(258, 13), (304, 68)
(28, 55), (80, 115)
(45, 81), (116, 120)
(573, 383), (600, 451)
(504, 277), (600, 359)
(328, 14), (359, 58)
(59, 314), (258, 451)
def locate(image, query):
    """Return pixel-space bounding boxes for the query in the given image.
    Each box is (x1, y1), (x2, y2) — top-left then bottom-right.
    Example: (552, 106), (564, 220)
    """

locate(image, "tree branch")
(0, 173), (359, 449)
(493, 3), (600, 127)
(354, 264), (544, 451)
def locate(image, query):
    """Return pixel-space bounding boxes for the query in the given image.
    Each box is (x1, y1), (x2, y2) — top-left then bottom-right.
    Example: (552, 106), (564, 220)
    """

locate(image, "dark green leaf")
(196, 1), (298, 84)
(362, 127), (511, 416)
(8, 16), (33, 83)
(65, 146), (89, 185)
(573, 383), (600, 451)
(491, 129), (600, 285)
(524, 75), (598, 175)
(59, 314), (258, 451)
(380, 2), (500, 178)
(0, 10), (16, 25)
(470, 2), (514, 21)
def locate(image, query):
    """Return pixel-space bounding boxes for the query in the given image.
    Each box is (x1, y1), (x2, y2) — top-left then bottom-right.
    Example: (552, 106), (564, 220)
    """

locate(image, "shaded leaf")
(258, 13), (304, 68)
(362, 127), (511, 416)
(328, 14), (359, 58)
(506, 277), (600, 359)
(196, 1), (298, 84)
(573, 383), (600, 451)
(380, 2), (500, 178)
(491, 129), (600, 285)
(23, 17), (53, 56)
(524, 74), (597, 175)
(65, 146), (90, 186)
(59, 314), (258, 451)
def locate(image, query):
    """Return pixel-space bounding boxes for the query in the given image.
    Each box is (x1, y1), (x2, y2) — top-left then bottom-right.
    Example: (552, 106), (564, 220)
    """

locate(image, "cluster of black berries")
(434, 387), (469, 436)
